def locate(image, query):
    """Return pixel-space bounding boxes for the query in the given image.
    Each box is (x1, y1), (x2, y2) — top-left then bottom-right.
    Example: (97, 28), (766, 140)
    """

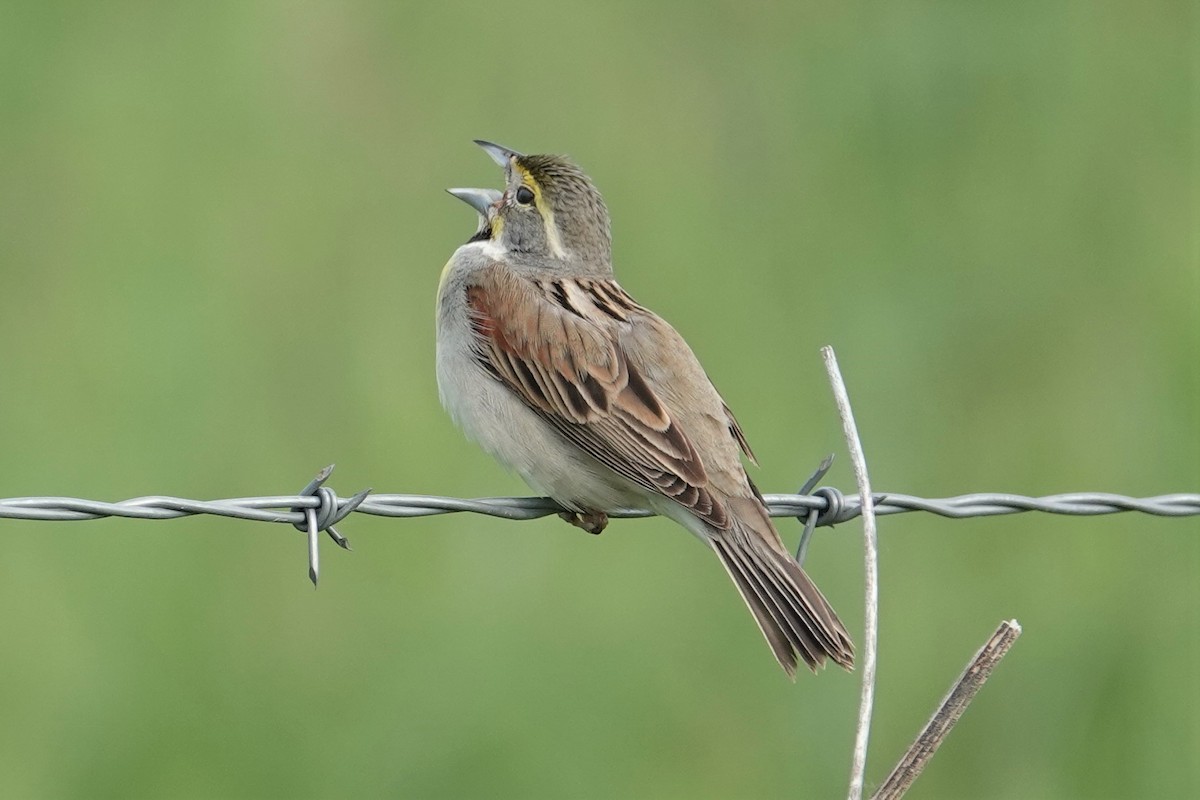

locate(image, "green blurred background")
(0, 2), (1195, 798)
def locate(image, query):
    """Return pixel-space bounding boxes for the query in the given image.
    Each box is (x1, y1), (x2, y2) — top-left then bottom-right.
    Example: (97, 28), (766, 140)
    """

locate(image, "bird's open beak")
(446, 187), (502, 216)
(473, 139), (523, 168)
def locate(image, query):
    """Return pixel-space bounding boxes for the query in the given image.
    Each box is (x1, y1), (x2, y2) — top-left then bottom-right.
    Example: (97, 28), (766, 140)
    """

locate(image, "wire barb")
(794, 454), (835, 565)
(286, 465), (371, 586)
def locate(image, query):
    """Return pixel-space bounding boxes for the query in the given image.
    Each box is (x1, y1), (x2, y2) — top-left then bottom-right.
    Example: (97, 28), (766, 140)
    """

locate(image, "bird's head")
(448, 140), (612, 266)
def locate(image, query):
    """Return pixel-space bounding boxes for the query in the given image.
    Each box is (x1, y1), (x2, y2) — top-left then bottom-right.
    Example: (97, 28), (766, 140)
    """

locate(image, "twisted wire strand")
(1, 490), (1196, 526)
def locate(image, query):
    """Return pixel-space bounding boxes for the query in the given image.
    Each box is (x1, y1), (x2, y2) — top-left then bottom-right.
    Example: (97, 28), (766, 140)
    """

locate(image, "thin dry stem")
(870, 620), (1023, 800)
(820, 346), (880, 800)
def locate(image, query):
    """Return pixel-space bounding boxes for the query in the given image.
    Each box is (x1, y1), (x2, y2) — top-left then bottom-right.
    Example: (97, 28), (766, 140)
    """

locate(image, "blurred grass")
(0, 1), (1195, 798)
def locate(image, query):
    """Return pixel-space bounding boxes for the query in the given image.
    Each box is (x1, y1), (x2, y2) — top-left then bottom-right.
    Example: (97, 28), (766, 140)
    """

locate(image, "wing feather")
(465, 266), (728, 529)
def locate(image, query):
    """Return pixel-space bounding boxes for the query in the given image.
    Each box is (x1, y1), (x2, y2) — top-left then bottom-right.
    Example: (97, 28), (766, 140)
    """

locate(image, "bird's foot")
(557, 509), (609, 535)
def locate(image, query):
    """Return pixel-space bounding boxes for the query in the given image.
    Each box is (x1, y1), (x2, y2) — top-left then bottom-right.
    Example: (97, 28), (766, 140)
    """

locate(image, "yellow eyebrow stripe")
(514, 166), (567, 259)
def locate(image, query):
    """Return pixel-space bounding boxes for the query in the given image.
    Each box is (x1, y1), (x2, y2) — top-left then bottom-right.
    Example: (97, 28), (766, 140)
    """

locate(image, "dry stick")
(820, 346), (880, 800)
(871, 620), (1023, 800)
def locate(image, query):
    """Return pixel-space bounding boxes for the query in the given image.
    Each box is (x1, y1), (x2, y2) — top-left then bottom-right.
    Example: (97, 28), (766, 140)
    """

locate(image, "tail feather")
(711, 538), (821, 676)
(710, 499), (855, 677)
(714, 543), (800, 673)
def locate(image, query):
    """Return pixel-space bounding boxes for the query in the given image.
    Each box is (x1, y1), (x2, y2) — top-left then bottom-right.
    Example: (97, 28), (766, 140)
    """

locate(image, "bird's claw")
(557, 509), (609, 535)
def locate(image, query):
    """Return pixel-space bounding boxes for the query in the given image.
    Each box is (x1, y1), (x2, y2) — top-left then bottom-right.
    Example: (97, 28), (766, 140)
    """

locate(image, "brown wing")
(464, 265), (729, 529)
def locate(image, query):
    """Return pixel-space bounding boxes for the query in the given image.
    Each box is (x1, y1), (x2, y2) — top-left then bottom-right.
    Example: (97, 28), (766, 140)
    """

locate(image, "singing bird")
(435, 140), (854, 676)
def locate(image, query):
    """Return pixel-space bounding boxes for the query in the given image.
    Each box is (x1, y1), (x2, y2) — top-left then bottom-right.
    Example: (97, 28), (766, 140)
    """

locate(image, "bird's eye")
(515, 185), (535, 206)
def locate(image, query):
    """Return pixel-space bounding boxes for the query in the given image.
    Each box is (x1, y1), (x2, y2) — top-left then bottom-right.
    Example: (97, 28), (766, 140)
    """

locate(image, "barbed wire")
(3, 465), (1195, 583)
(2, 488), (1196, 525)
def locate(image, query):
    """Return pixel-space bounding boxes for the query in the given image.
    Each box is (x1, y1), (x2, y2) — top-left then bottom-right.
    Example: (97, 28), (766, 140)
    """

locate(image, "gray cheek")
(508, 216), (548, 254)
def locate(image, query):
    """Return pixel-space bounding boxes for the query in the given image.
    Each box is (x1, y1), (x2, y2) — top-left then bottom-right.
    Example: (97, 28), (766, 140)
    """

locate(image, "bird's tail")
(709, 496), (854, 678)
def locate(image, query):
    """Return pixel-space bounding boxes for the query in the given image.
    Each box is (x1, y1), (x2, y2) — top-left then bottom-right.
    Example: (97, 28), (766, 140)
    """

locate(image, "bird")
(435, 140), (854, 677)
